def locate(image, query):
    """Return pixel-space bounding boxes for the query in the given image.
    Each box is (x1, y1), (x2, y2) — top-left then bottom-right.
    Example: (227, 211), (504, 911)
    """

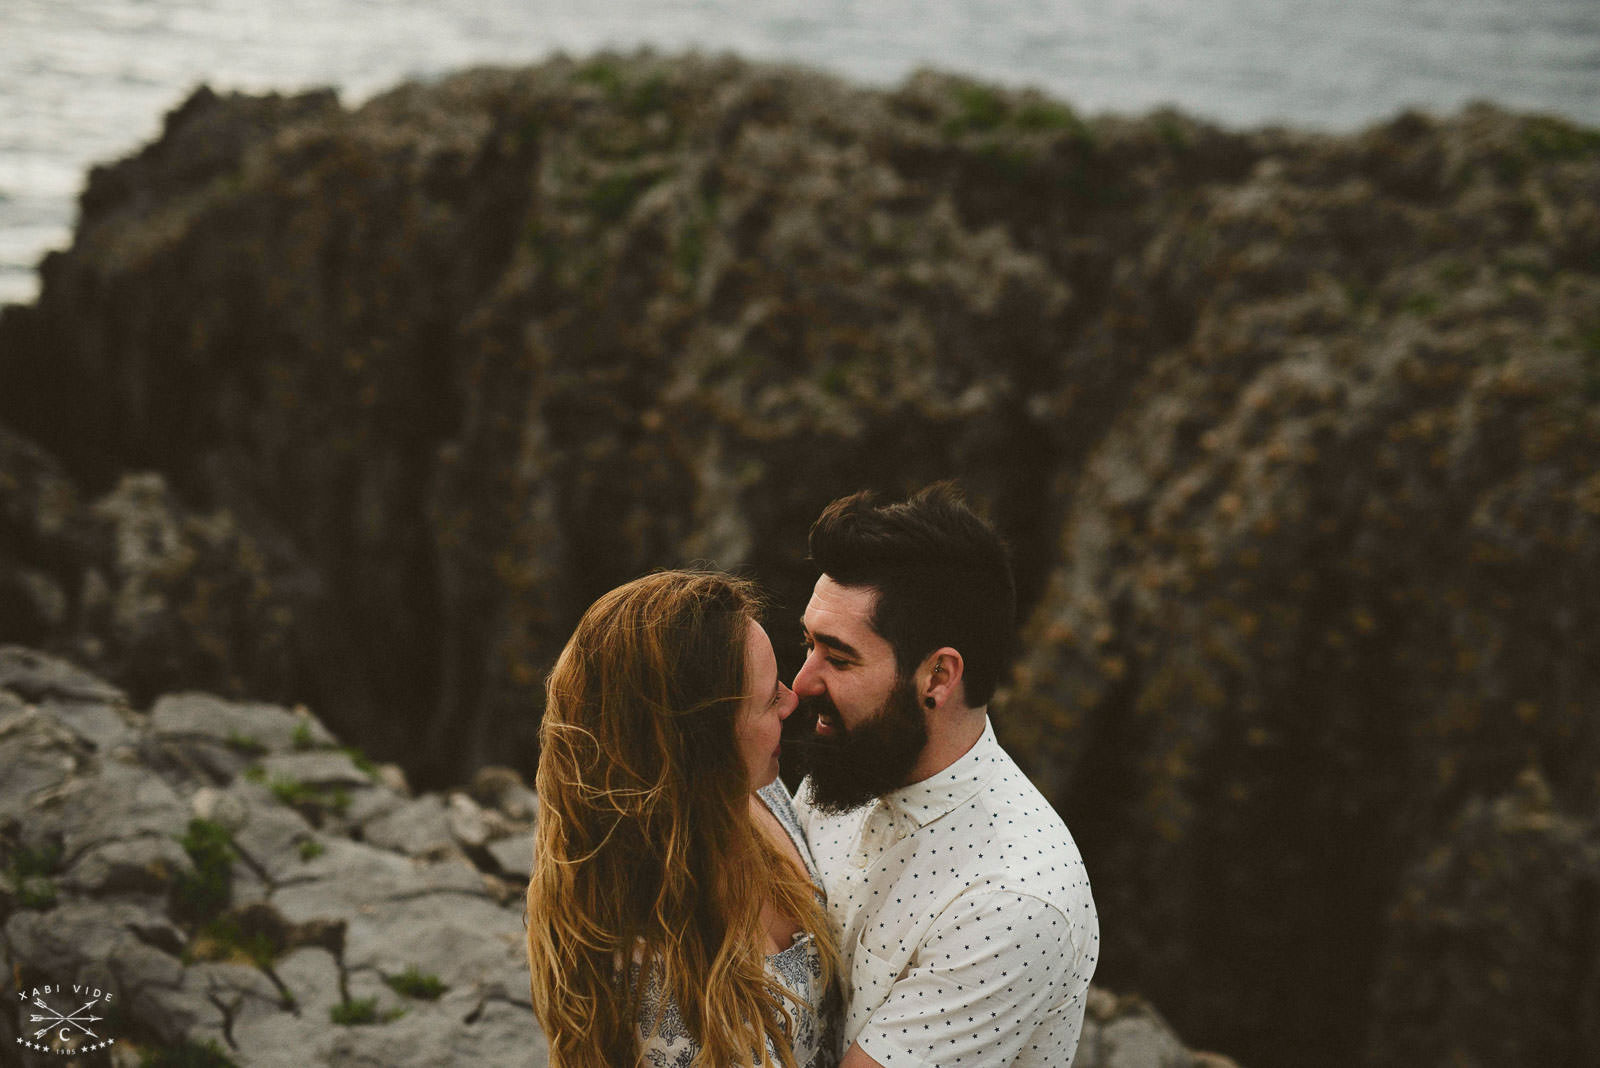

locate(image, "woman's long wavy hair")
(526, 570), (835, 1068)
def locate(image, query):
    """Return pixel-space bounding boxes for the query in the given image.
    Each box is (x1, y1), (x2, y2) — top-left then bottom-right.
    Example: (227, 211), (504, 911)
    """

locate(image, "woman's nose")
(777, 684), (798, 718)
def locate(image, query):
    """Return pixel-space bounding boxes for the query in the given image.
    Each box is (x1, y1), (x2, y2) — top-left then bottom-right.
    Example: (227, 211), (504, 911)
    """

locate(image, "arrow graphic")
(28, 996), (102, 1040)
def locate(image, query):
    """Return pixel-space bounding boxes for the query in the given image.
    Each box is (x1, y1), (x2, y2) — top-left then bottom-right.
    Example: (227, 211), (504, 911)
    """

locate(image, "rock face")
(0, 422), (320, 712)
(2, 52), (1598, 1068)
(997, 111), (1600, 1065)
(0, 57), (1258, 785)
(0, 646), (1227, 1067)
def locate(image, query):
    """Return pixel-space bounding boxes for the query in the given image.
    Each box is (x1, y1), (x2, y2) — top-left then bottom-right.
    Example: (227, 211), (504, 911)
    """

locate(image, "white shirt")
(797, 719), (1099, 1068)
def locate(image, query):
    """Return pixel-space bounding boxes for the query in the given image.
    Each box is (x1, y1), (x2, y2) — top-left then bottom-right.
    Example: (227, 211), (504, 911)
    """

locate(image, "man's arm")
(846, 891), (1090, 1067)
(839, 1043), (884, 1068)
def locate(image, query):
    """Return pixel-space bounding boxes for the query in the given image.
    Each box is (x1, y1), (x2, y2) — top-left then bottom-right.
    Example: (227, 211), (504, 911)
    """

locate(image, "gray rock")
(486, 832), (535, 879)
(223, 780), (320, 879)
(190, 785), (250, 833)
(362, 795), (454, 858)
(37, 697), (140, 752)
(269, 838), (486, 925)
(1076, 991), (1234, 1068)
(375, 763), (410, 797)
(0, 701), (90, 812)
(258, 750), (373, 789)
(228, 1012), (339, 1068)
(6, 901), (177, 983)
(150, 692), (332, 753)
(121, 958), (286, 1051)
(60, 836), (190, 896)
(269, 946), (344, 1020)
(191, 959), (287, 1023)
(0, 646), (126, 705)
(137, 733), (256, 789)
(470, 766), (538, 822)
(320, 990), (546, 1067)
(339, 894), (521, 993)
(122, 955), (229, 1048)
(25, 759), (190, 860)
(446, 793), (491, 850)
(343, 967), (410, 1022)
(1095, 1015), (1192, 1068)
(341, 780), (405, 826)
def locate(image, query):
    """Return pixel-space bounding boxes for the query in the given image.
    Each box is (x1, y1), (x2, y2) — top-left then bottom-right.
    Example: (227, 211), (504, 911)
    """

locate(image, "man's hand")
(839, 1044), (886, 1068)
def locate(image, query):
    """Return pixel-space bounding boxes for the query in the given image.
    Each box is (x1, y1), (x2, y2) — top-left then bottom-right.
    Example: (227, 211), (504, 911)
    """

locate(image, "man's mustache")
(781, 695), (844, 764)
(787, 695), (839, 735)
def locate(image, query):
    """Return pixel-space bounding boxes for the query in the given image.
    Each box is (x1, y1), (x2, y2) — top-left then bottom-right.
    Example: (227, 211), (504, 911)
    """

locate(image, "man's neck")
(907, 706), (988, 785)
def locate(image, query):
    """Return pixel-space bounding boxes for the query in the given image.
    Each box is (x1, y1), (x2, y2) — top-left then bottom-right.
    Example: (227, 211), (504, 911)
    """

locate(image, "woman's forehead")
(745, 619), (777, 676)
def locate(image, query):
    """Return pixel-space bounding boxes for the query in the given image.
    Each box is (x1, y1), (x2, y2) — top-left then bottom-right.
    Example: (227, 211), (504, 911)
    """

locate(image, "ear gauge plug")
(923, 697), (936, 709)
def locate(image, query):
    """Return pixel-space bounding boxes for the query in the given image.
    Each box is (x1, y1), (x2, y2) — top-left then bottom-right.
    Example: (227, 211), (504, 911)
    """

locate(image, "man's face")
(792, 575), (928, 813)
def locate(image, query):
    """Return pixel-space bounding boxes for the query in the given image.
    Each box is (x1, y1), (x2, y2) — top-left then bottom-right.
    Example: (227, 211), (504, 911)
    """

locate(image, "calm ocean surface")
(3, 0), (1598, 304)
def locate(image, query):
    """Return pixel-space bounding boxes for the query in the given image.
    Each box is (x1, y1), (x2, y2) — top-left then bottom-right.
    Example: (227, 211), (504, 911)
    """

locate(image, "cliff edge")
(2, 53), (1598, 1067)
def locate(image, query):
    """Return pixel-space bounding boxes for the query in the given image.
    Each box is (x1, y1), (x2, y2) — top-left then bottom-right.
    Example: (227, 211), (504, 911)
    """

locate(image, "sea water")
(3, 0), (1597, 304)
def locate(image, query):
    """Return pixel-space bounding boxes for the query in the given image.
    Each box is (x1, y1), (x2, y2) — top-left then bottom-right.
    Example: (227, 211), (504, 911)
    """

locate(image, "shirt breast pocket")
(846, 937), (907, 1040)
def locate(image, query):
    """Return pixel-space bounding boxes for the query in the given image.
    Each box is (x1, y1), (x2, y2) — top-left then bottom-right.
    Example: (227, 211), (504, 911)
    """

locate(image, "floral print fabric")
(636, 780), (837, 1067)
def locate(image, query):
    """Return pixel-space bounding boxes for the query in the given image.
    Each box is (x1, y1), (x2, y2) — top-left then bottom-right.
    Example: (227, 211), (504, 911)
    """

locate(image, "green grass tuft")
(330, 998), (407, 1026)
(385, 965), (449, 1001)
(949, 83), (1009, 133)
(5, 841), (63, 909)
(139, 1039), (239, 1067)
(1522, 115), (1600, 161)
(192, 915), (278, 968)
(1015, 100), (1078, 133)
(270, 775), (316, 807)
(330, 997), (378, 1026)
(343, 746), (378, 778)
(225, 731), (267, 757)
(172, 819), (234, 923)
(586, 169), (656, 223)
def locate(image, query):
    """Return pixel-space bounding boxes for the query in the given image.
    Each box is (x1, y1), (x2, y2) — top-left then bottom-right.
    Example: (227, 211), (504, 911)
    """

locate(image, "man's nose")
(792, 654), (824, 698)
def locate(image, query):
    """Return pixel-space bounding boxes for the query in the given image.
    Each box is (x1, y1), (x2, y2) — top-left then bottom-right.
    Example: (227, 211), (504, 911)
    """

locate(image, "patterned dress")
(636, 779), (837, 1068)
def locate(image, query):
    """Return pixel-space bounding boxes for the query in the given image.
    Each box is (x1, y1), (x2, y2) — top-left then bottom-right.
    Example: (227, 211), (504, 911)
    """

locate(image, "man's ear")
(920, 647), (964, 711)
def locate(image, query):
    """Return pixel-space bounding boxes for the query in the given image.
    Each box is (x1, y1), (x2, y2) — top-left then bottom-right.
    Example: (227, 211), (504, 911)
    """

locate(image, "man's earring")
(923, 697), (936, 709)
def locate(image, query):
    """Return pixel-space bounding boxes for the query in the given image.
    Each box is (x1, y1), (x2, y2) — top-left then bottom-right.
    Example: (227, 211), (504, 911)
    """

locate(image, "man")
(792, 483), (1098, 1068)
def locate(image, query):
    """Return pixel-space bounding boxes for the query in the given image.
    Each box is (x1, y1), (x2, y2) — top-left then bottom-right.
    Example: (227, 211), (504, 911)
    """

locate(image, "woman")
(526, 570), (838, 1067)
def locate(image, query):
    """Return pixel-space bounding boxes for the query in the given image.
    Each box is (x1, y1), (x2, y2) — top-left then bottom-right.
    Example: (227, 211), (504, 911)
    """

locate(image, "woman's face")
(735, 620), (798, 790)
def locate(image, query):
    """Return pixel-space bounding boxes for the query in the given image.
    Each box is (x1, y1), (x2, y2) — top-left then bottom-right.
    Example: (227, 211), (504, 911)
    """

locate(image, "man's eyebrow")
(804, 628), (862, 661)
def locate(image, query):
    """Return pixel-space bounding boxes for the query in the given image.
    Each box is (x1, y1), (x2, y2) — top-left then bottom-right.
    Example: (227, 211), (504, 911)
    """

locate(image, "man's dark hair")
(808, 481), (1016, 707)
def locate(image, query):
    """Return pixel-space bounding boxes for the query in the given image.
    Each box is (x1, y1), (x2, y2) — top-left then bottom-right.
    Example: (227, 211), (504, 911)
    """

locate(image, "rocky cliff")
(0, 645), (1232, 1067)
(2, 52), (1597, 1067)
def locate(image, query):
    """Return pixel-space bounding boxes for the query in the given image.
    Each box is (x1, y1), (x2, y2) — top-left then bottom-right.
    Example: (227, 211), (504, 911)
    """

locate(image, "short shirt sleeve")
(853, 890), (1088, 1068)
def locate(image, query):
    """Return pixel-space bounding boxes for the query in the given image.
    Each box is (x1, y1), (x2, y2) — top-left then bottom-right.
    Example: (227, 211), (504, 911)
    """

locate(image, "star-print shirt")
(796, 719), (1098, 1067)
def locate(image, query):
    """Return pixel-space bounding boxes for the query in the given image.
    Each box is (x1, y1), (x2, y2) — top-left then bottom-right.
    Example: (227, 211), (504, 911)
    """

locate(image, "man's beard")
(790, 675), (928, 816)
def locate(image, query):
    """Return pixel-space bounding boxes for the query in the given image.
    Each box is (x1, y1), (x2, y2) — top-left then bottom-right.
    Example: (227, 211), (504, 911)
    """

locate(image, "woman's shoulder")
(757, 777), (798, 819)
(757, 778), (806, 841)
(756, 778), (821, 886)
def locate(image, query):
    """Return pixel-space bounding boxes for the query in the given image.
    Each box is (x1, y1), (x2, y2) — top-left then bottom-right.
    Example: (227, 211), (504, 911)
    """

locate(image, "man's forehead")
(802, 575), (881, 643)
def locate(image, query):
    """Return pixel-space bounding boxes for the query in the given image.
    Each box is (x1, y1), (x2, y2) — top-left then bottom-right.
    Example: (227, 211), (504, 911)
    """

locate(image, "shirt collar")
(880, 717), (1003, 830)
